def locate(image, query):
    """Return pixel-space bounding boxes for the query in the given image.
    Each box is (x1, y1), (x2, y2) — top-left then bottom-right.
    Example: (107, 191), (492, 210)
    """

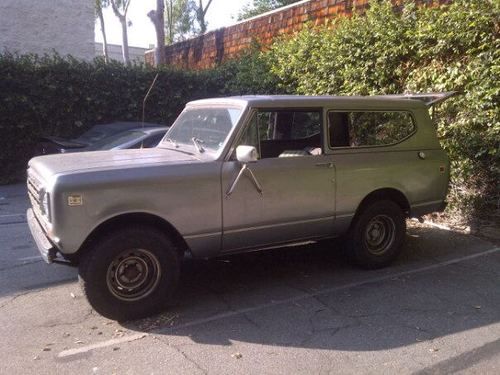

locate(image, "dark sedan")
(62, 127), (169, 153)
(37, 122), (165, 155)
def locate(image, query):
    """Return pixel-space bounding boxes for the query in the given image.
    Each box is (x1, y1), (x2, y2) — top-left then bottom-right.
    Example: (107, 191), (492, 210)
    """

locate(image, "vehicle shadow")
(124, 225), (500, 352)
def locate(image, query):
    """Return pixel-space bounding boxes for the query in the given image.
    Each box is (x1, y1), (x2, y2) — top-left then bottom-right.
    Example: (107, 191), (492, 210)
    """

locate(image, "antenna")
(142, 73), (159, 130)
(140, 73), (159, 149)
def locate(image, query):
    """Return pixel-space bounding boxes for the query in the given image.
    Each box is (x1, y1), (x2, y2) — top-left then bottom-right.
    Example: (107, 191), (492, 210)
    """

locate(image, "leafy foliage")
(165, 0), (199, 44)
(237, 0), (302, 21)
(0, 54), (222, 183)
(264, 0), (499, 215)
(165, 0), (213, 43)
(1, 0), (498, 217)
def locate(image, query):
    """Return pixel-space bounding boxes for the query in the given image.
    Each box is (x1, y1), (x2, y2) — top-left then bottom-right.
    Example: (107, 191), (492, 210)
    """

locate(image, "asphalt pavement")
(0, 184), (499, 374)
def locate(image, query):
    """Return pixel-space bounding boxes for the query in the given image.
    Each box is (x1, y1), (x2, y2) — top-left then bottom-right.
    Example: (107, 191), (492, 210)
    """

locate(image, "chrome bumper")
(27, 208), (56, 264)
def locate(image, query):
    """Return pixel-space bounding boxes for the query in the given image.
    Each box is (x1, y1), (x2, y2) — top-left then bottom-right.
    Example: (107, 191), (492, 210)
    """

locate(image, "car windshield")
(161, 107), (242, 154)
(86, 130), (145, 151)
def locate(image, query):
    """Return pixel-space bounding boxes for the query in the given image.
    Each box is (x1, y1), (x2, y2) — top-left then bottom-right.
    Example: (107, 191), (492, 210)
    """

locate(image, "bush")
(1, 0), (498, 218)
(0, 54), (222, 183)
(265, 0), (499, 216)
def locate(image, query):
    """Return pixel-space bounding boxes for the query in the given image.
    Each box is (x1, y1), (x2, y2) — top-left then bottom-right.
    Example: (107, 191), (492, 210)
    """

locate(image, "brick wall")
(145, 0), (450, 69)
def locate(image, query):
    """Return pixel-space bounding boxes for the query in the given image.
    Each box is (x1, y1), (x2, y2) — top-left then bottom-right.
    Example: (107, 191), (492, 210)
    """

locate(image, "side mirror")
(236, 145), (258, 163)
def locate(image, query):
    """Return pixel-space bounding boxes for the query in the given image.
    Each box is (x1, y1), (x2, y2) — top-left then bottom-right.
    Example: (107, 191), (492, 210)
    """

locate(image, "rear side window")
(328, 111), (415, 148)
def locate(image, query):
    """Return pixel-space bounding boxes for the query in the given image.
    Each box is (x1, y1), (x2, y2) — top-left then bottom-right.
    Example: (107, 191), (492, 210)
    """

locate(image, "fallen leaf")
(232, 352), (243, 359)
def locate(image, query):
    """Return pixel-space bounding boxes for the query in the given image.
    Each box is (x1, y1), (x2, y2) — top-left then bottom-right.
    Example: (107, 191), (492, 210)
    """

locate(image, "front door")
(221, 109), (336, 252)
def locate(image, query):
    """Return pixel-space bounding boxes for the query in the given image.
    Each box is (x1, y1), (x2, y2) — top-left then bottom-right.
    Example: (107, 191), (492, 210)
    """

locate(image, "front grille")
(27, 169), (44, 220)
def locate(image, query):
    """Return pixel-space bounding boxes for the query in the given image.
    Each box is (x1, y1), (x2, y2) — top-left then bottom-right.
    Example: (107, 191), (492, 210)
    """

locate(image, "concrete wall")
(146, 0), (450, 69)
(95, 43), (149, 64)
(0, 0), (94, 60)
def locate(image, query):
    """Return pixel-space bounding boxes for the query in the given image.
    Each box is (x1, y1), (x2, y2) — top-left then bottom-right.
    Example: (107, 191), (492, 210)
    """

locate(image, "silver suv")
(27, 93), (454, 320)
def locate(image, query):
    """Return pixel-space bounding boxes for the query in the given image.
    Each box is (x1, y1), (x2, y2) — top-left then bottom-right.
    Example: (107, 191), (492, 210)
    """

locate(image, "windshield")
(86, 130), (145, 151)
(161, 107), (242, 154)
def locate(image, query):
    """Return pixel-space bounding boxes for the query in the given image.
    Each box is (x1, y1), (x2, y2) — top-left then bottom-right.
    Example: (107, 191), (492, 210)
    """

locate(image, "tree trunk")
(147, 0), (165, 66)
(197, 0), (213, 35)
(110, 0), (131, 65)
(97, 7), (109, 63)
(119, 15), (130, 65)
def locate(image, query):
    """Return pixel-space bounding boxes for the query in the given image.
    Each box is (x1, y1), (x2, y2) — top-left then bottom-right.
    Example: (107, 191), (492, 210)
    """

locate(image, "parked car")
(62, 127), (168, 153)
(36, 121), (165, 155)
(26, 93), (455, 321)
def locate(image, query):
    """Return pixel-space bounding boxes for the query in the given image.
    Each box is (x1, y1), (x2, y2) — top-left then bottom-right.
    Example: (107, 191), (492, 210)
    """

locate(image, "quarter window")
(329, 111), (415, 148)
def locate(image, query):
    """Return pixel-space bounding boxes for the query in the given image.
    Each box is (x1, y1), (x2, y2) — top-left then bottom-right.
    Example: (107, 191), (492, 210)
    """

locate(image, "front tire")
(346, 200), (406, 269)
(78, 226), (180, 321)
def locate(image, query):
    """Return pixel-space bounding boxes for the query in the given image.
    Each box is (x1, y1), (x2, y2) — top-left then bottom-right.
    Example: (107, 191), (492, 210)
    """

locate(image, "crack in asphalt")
(36, 309), (94, 329)
(164, 338), (208, 375)
(0, 290), (33, 310)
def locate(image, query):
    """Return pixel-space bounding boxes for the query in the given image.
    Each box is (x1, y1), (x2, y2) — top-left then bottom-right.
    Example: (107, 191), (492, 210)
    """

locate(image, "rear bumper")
(27, 209), (56, 264)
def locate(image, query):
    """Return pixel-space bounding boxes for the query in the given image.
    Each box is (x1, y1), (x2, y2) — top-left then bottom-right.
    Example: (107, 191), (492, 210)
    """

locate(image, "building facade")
(0, 0), (94, 60)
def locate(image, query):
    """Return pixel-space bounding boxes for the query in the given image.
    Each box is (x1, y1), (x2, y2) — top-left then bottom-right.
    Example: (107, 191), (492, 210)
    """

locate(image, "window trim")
(326, 109), (417, 150)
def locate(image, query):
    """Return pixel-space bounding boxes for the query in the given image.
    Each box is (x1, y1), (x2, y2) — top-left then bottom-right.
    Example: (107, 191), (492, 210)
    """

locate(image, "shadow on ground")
(123, 225), (500, 353)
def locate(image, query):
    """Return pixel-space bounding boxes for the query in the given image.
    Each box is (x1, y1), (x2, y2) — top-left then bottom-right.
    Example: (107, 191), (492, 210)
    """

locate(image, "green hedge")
(0, 55), (222, 183)
(264, 0), (499, 216)
(1, 0), (498, 217)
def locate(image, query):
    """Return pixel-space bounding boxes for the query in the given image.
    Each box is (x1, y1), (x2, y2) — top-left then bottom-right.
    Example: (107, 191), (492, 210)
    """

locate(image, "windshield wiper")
(166, 138), (178, 148)
(191, 137), (205, 153)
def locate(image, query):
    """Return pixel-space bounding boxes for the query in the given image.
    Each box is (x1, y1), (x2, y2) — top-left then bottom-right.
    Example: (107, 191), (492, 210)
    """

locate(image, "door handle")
(315, 162), (334, 168)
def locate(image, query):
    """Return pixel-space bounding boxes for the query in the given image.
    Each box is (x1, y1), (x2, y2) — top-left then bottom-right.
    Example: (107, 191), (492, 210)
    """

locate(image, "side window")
(141, 133), (165, 148)
(329, 111), (415, 148)
(239, 109), (322, 159)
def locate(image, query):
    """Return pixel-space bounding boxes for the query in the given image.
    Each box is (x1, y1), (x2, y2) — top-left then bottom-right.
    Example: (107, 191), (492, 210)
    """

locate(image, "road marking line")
(0, 214), (26, 218)
(57, 247), (500, 357)
(18, 256), (43, 261)
(57, 333), (148, 358)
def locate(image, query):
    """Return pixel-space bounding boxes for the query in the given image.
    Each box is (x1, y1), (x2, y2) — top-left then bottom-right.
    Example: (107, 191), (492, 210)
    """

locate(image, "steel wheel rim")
(106, 249), (161, 302)
(364, 214), (396, 255)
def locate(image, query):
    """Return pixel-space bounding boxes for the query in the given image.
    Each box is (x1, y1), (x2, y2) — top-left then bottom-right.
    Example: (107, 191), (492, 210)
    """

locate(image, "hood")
(28, 147), (198, 178)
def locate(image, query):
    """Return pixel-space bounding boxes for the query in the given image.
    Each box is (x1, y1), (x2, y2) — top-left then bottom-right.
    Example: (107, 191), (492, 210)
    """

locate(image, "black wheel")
(346, 200), (406, 269)
(78, 226), (180, 321)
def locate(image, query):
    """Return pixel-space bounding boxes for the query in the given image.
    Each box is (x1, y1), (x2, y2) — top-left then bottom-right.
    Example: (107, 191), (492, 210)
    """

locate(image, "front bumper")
(27, 208), (56, 264)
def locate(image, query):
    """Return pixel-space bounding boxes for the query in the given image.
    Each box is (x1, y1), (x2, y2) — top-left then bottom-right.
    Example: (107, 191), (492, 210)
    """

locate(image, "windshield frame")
(158, 103), (247, 160)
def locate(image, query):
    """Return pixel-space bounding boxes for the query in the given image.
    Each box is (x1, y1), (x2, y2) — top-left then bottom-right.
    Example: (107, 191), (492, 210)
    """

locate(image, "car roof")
(188, 95), (429, 110)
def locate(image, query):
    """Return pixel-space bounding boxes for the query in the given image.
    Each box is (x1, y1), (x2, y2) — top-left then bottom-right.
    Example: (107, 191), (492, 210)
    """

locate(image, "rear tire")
(346, 200), (406, 269)
(78, 226), (180, 321)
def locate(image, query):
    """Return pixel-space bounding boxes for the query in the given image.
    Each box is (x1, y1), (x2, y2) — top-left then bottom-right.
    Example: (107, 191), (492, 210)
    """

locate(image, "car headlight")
(40, 190), (51, 222)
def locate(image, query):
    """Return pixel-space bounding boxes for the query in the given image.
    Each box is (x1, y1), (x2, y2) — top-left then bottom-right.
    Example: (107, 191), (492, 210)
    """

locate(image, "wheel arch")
(74, 212), (190, 262)
(354, 188), (410, 222)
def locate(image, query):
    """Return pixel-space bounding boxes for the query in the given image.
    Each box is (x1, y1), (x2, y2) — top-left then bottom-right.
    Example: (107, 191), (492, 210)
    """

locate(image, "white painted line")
(0, 214), (26, 218)
(57, 333), (148, 358)
(158, 246), (500, 333)
(18, 256), (43, 261)
(57, 247), (500, 357)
